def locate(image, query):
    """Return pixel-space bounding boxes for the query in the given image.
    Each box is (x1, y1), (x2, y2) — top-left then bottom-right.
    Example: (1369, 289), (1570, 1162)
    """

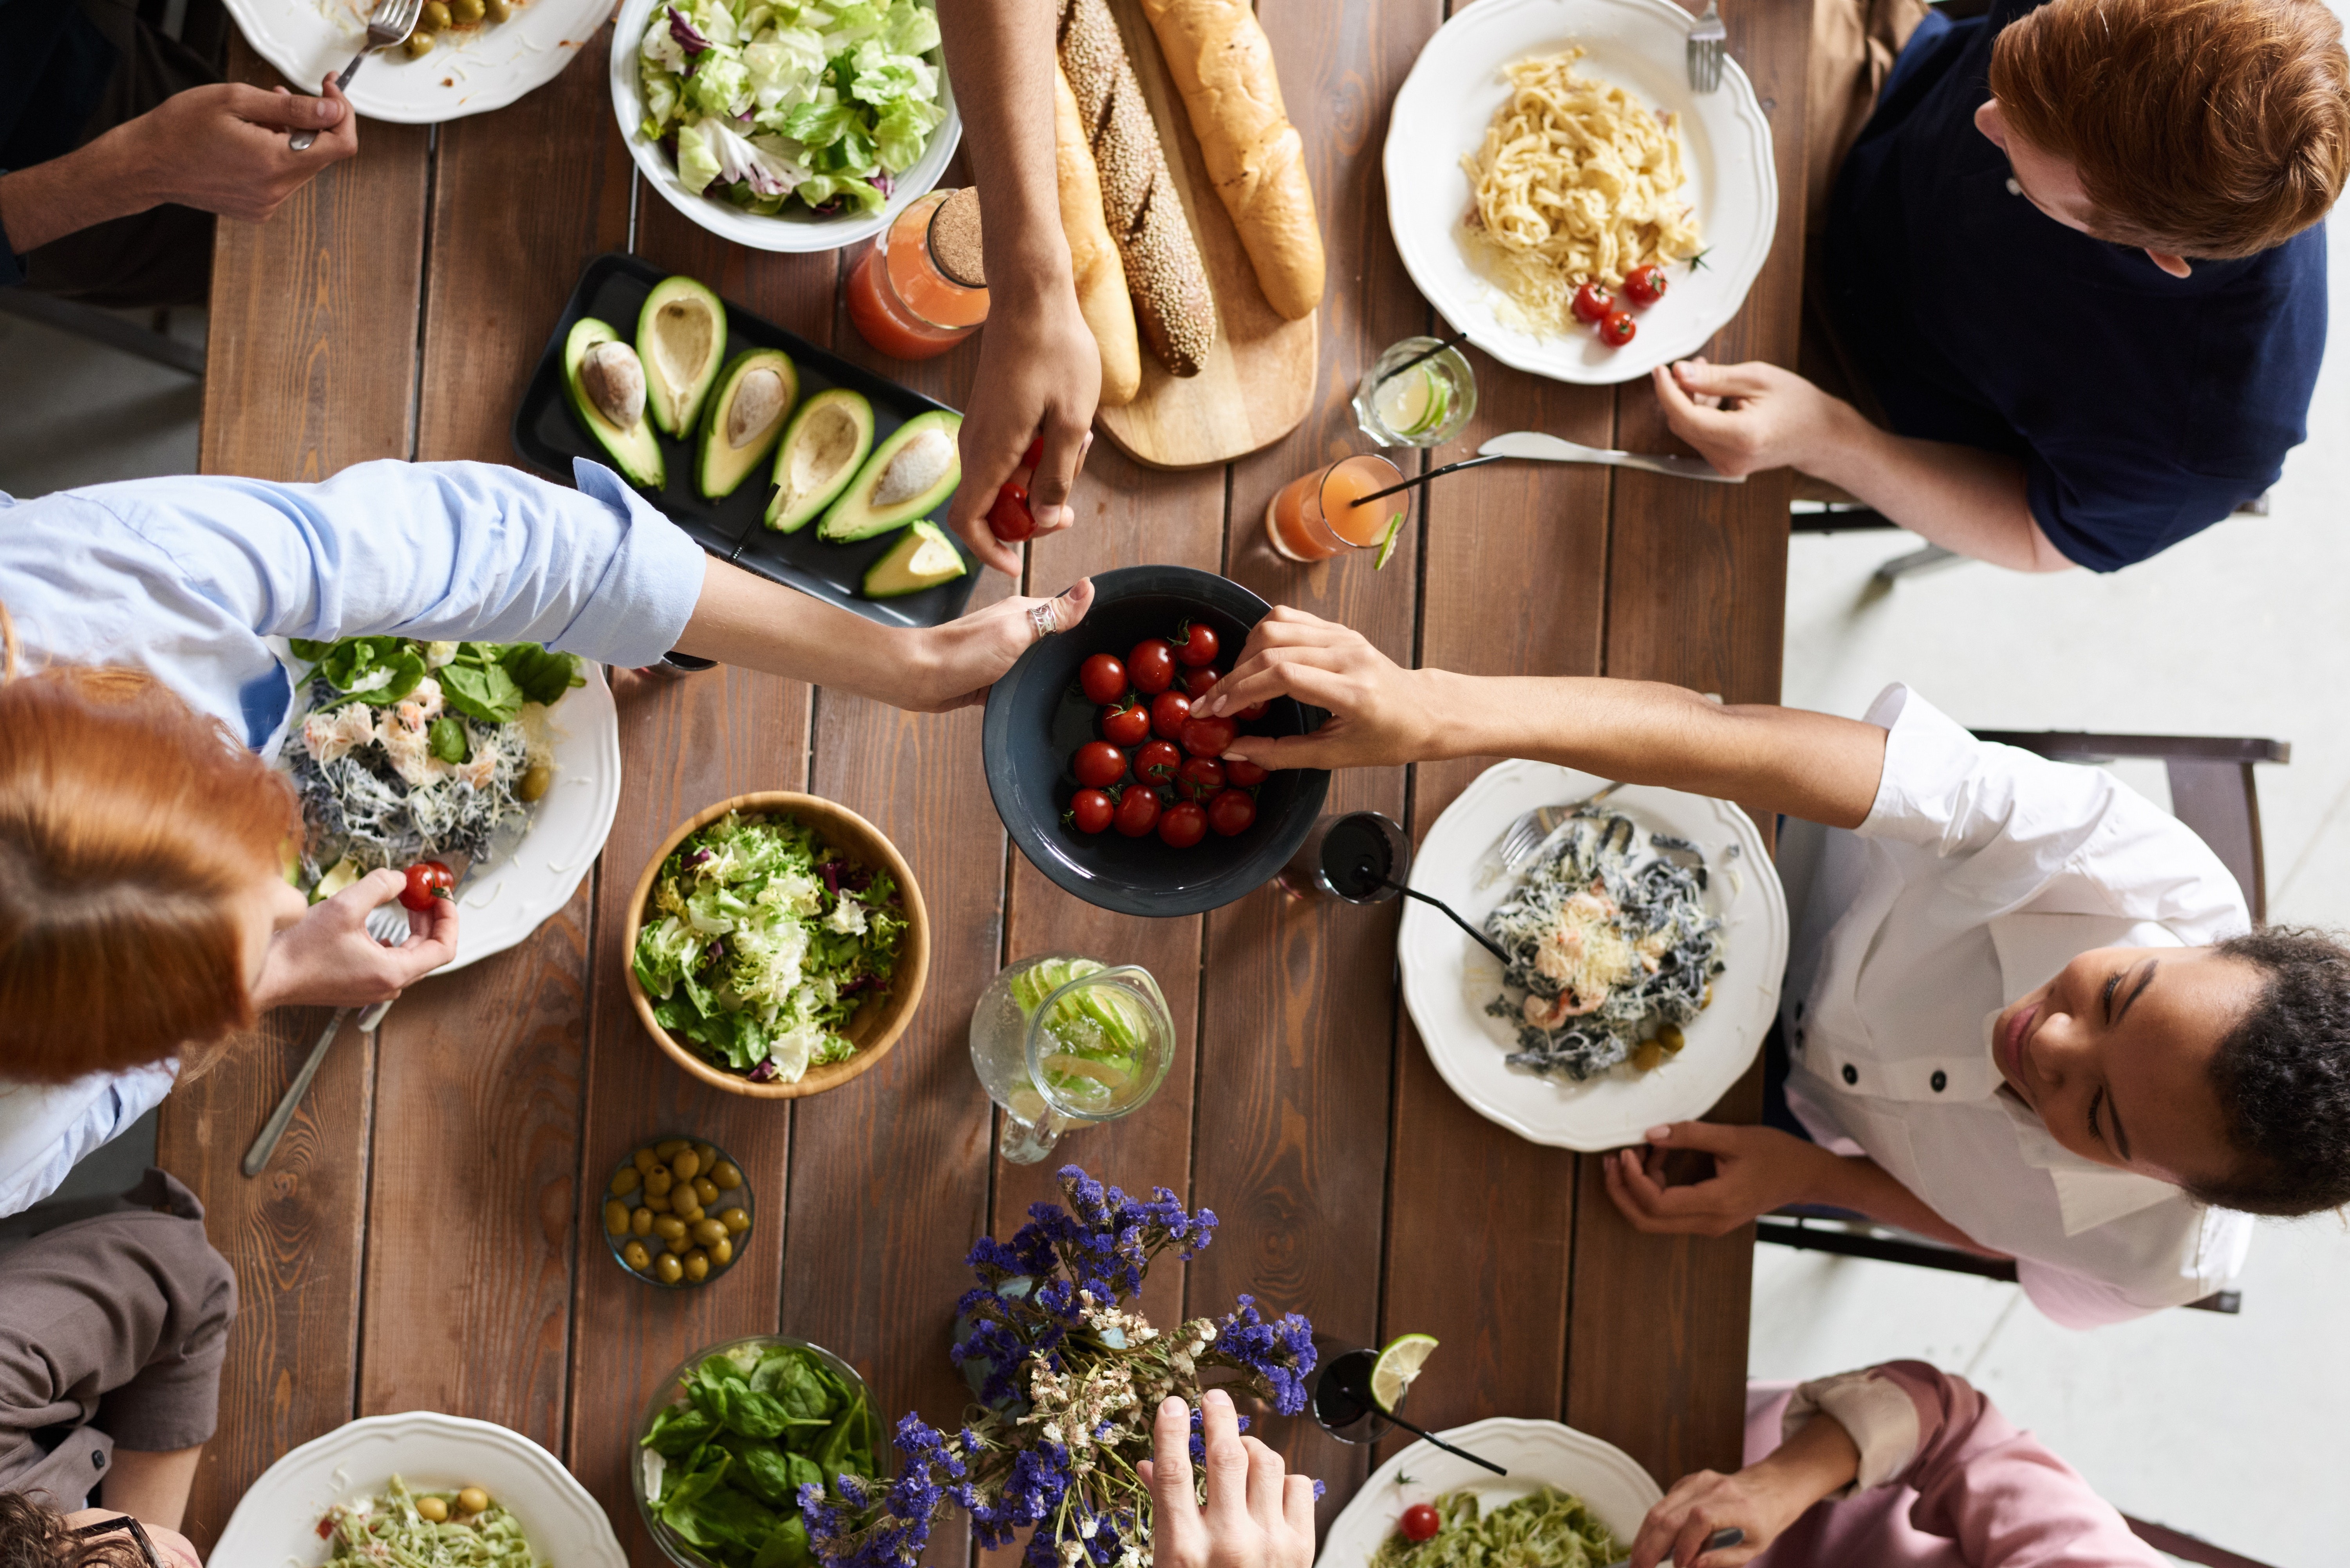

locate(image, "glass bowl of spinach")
(634, 1335), (884, 1568)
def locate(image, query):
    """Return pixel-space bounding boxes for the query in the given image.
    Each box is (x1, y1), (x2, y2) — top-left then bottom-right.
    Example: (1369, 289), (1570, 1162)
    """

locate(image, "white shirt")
(0, 458), (707, 1215)
(1778, 685), (2255, 1328)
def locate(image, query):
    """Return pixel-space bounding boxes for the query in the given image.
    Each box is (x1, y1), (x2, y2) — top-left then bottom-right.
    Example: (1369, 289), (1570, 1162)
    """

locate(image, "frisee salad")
(633, 811), (906, 1083)
(638, 0), (949, 219)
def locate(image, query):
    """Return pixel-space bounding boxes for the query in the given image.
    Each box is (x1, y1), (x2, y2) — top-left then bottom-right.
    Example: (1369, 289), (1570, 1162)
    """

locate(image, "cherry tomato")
(1208, 789), (1257, 837)
(1135, 739), (1182, 783)
(987, 481), (1035, 543)
(1158, 800), (1208, 849)
(1226, 757), (1270, 787)
(1176, 756), (1226, 800)
(1399, 1505), (1441, 1545)
(1100, 698), (1150, 746)
(1180, 714), (1237, 758)
(1080, 653), (1128, 705)
(1572, 282), (1614, 324)
(1114, 786), (1161, 837)
(1022, 436), (1045, 470)
(1622, 264), (1668, 306)
(1172, 621), (1218, 667)
(1150, 690), (1192, 740)
(1180, 664), (1220, 699)
(1600, 311), (1637, 347)
(1233, 696), (1270, 722)
(1128, 639), (1177, 694)
(400, 860), (455, 911)
(1073, 742), (1127, 789)
(1066, 789), (1114, 834)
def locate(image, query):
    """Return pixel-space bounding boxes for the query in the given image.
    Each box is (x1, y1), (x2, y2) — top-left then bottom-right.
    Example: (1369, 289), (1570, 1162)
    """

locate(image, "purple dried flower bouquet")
(799, 1167), (1317, 1568)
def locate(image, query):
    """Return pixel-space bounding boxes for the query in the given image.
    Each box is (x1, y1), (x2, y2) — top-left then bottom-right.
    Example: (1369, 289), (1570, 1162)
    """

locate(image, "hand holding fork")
(289, 0), (422, 148)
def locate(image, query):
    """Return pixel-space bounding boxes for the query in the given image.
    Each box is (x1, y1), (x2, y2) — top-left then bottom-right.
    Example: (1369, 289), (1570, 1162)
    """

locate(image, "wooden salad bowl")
(622, 791), (930, 1099)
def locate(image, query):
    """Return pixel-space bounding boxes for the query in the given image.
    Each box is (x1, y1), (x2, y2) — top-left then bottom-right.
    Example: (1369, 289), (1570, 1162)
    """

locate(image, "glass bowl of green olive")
(602, 1134), (754, 1288)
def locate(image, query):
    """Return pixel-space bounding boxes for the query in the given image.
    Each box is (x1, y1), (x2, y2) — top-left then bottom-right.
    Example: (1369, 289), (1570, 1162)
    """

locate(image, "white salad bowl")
(608, 0), (963, 255)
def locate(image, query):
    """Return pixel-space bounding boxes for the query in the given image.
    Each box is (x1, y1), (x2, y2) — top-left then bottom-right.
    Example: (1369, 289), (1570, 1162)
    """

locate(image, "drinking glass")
(1264, 454), (1407, 563)
(1309, 1341), (1403, 1445)
(969, 955), (1176, 1164)
(1275, 811), (1411, 903)
(1354, 338), (1477, 448)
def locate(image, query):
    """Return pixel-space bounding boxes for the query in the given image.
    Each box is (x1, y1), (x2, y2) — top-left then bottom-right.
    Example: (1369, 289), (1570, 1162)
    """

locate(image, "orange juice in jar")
(844, 187), (990, 359)
(1265, 454), (1407, 563)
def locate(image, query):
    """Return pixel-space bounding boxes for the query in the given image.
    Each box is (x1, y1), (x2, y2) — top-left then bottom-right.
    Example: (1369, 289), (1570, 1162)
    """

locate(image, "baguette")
(1053, 65), (1142, 406)
(1136, 0), (1324, 321)
(1058, 0), (1217, 377)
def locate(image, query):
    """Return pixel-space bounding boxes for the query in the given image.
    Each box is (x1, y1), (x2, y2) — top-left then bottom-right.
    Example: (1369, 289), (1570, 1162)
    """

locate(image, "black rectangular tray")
(512, 251), (979, 629)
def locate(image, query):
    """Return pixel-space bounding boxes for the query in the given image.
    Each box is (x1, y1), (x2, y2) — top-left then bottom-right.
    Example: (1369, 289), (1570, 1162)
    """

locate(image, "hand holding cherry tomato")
(1180, 714), (1236, 758)
(400, 860), (455, 911)
(987, 439), (1052, 544)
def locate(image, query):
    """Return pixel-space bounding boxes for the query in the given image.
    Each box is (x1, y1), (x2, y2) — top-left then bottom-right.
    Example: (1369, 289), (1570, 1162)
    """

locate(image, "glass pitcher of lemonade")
(969, 956), (1175, 1164)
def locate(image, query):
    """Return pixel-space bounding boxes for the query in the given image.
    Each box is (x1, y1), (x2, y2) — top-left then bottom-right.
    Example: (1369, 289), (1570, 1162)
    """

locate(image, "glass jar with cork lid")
(844, 186), (990, 359)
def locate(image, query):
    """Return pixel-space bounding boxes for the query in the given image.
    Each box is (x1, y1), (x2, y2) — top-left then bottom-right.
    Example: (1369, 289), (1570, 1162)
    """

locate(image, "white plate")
(607, 0), (962, 253)
(225, 0), (616, 125)
(1318, 1417), (1662, 1568)
(210, 1409), (627, 1568)
(1398, 759), (1785, 1150)
(1383, 0), (1777, 385)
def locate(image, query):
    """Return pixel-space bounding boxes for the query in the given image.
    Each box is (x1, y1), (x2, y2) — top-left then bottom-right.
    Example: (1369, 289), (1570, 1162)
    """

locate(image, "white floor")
(0, 307), (205, 495)
(1760, 213), (2350, 1568)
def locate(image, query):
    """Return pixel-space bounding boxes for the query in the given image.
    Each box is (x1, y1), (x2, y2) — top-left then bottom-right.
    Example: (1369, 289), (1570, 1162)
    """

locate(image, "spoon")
(1358, 860), (1514, 967)
(1324, 1353), (1508, 1476)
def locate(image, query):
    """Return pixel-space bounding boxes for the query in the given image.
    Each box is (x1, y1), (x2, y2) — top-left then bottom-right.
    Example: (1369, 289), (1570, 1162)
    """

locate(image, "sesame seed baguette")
(1058, 0), (1218, 378)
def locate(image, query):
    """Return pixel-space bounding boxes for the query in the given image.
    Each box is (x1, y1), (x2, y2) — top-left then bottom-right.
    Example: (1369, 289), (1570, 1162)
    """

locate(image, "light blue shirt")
(0, 457), (707, 1214)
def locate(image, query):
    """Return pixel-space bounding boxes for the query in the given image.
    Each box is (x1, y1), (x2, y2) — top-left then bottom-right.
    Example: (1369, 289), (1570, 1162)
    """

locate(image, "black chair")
(1789, 497), (2272, 583)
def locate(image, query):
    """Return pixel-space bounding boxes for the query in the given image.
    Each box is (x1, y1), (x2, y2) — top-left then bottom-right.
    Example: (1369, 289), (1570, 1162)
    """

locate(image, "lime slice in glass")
(1372, 514), (1406, 571)
(1405, 370), (1450, 437)
(1370, 1333), (1439, 1411)
(1374, 364), (1435, 437)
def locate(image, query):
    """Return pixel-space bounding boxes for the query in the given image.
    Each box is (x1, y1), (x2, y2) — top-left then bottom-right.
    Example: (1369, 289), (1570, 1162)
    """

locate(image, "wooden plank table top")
(172, 0), (1805, 1552)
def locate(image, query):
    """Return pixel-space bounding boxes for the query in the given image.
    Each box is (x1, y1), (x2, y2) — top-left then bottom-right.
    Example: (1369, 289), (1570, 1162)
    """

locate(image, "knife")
(1602, 1526), (1745, 1568)
(1479, 430), (1744, 484)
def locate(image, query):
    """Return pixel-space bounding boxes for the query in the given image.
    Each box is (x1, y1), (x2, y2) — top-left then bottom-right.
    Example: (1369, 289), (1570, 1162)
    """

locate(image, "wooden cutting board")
(1090, 0), (1320, 470)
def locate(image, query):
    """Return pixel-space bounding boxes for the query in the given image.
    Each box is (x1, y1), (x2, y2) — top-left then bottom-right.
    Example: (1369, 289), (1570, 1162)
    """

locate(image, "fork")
(241, 900), (412, 1176)
(1685, 0), (1727, 92)
(1482, 780), (1630, 885)
(289, 0), (424, 149)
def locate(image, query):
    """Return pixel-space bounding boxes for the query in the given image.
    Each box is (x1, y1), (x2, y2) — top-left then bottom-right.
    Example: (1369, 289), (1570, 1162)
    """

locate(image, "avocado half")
(696, 348), (798, 501)
(637, 275), (727, 438)
(862, 520), (969, 599)
(765, 389), (876, 533)
(819, 409), (964, 542)
(562, 317), (665, 491)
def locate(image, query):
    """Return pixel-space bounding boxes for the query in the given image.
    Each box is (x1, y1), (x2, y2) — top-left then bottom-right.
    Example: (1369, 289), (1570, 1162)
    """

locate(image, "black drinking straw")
(1373, 327), (1471, 388)
(1346, 452), (1507, 509)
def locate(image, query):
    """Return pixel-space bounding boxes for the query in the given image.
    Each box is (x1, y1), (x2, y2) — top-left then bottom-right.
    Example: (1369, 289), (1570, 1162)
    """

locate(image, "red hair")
(0, 605), (300, 1083)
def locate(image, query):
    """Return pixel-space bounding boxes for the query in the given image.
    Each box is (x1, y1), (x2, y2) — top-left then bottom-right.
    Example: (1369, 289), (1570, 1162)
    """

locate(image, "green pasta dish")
(322, 1476), (537, 1566)
(1370, 1487), (1620, 1568)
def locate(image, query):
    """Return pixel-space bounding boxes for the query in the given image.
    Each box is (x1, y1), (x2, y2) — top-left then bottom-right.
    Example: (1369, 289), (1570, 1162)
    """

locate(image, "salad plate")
(221, 0), (613, 125)
(1397, 759), (1785, 1150)
(210, 1409), (626, 1567)
(1319, 1417), (1662, 1568)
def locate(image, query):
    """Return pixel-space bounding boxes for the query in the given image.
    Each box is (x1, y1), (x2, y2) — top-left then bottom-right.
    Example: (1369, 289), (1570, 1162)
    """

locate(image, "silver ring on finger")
(1028, 600), (1060, 640)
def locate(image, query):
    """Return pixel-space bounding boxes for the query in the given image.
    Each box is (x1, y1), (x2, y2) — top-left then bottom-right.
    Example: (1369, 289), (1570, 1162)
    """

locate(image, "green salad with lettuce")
(633, 811), (906, 1084)
(641, 1341), (881, 1568)
(638, 0), (948, 219)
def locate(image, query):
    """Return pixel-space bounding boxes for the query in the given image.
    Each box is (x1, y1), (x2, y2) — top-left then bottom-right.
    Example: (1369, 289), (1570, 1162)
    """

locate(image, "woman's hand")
(1195, 607), (1439, 770)
(907, 580), (1096, 712)
(1137, 1389), (1316, 1568)
(251, 869), (459, 1010)
(1627, 1405), (1862, 1568)
(1602, 1122), (1837, 1238)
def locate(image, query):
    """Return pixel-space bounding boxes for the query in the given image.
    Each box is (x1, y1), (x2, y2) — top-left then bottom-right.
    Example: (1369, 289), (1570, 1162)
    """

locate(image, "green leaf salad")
(638, 0), (948, 219)
(1370, 1487), (1619, 1568)
(633, 811), (906, 1083)
(641, 1342), (881, 1568)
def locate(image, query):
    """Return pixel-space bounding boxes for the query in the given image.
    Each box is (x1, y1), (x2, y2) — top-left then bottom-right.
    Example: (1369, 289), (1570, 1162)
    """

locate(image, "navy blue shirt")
(0, 0), (119, 286)
(1822, 0), (2327, 571)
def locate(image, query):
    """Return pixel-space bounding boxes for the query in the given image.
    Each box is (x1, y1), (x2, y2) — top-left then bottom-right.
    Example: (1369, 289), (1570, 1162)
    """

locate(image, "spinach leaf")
(718, 1435), (807, 1509)
(289, 638), (334, 663)
(645, 1404), (720, 1456)
(658, 1456), (734, 1547)
(752, 1515), (814, 1568)
(438, 657), (524, 725)
(724, 1384), (792, 1440)
(497, 642), (584, 706)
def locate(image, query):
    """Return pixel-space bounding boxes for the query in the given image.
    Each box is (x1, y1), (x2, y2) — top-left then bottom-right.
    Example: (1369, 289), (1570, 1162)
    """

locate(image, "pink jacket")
(1747, 1362), (2165, 1568)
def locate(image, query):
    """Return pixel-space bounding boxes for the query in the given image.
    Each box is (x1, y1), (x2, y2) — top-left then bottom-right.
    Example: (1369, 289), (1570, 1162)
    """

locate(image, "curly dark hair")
(2192, 928), (2350, 1216)
(0, 1496), (149, 1568)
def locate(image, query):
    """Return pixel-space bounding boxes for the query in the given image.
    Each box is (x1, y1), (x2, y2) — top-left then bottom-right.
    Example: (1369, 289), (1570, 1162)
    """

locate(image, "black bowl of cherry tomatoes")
(981, 565), (1330, 916)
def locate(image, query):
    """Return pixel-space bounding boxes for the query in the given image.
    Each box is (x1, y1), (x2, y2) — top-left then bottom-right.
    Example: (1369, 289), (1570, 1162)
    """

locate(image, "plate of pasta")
(1383, 0), (1776, 384)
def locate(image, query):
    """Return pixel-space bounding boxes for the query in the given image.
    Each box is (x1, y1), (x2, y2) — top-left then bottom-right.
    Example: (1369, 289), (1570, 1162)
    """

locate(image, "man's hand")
(1196, 607), (1439, 771)
(1650, 358), (1856, 480)
(1137, 1390), (1316, 1568)
(116, 79), (359, 221)
(946, 269), (1101, 575)
(908, 580), (1096, 712)
(250, 868), (458, 1010)
(1602, 1122), (1837, 1238)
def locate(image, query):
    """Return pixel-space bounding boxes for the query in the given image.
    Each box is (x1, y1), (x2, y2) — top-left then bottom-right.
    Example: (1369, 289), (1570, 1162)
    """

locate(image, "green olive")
(421, 0), (452, 28)
(517, 762), (552, 801)
(416, 1496), (449, 1523)
(1632, 1039), (1667, 1073)
(644, 1167), (673, 1198)
(1657, 1023), (1686, 1053)
(683, 1250), (710, 1282)
(653, 1215), (688, 1243)
(603, 1199), (631, 1235)
(710, 1160), (743, 1190)
(609, 1166), (641, 1197)
(403, 30), (434, 55)
(708, 1235), (733, 1266)
(671, 1197), (703, 1226)
(450, 0), (484, 23)
(643, 1191), (672, 1214)
(670, 1149), (701, 1181)
(622, 1239), (651, 1270)
(630, 1206), (654, 1238)
(633, 1148), (660, 1175)
(692, 1217), (727, 1247)
(720, 1205), (751, 1235)
(457, 1489), (490, 1516)
(656, 1138), (689, 1159)
(655, 1253), (684, 1284)
(693, 1177), (718, 1206)
(693, 1141), (721, 1171)
(483, 0), (510, 18)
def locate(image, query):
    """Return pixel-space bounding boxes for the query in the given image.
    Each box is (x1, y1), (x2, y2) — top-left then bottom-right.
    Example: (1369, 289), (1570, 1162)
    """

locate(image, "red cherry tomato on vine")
(1066, 789), (1114, 834)
(1572, 282), (1614, 324)
(1172, 621), (1219, 666)
(1208, 790), (1257, 837)
(1128, 639), (1177, 694)
(1114, 787), (1162, 837)
(987, 481), (1034, 543)
(1150, 690), (1192, 740)
(1158, 800), (1208, 849)
(1399, 1505), (1441, 1545)
(1135, 739), (1182, 783)
(1622, 264), (1668, 306)
(1073, 742), (1127, 789)
(1079, 654), (1128, 705)
(1100, 699), (1149, 746)
(1225, 757), (1270, 787)
(1180, 714), (1236, 758)
(1176, 756), (1225, 800)
(1600, 311), (1637, 347)
(1180, 664), (1219, 699)
(400, 860), (455, 911)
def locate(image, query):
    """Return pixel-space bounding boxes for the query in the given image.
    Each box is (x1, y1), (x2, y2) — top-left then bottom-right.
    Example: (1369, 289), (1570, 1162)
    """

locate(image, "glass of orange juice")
(1264, 454), (1408, 564)
(844, 188), (990, 360)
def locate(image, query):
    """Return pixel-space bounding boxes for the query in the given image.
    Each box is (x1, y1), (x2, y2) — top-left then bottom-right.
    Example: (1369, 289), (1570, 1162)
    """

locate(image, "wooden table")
(171, 0), (1805, 1553)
